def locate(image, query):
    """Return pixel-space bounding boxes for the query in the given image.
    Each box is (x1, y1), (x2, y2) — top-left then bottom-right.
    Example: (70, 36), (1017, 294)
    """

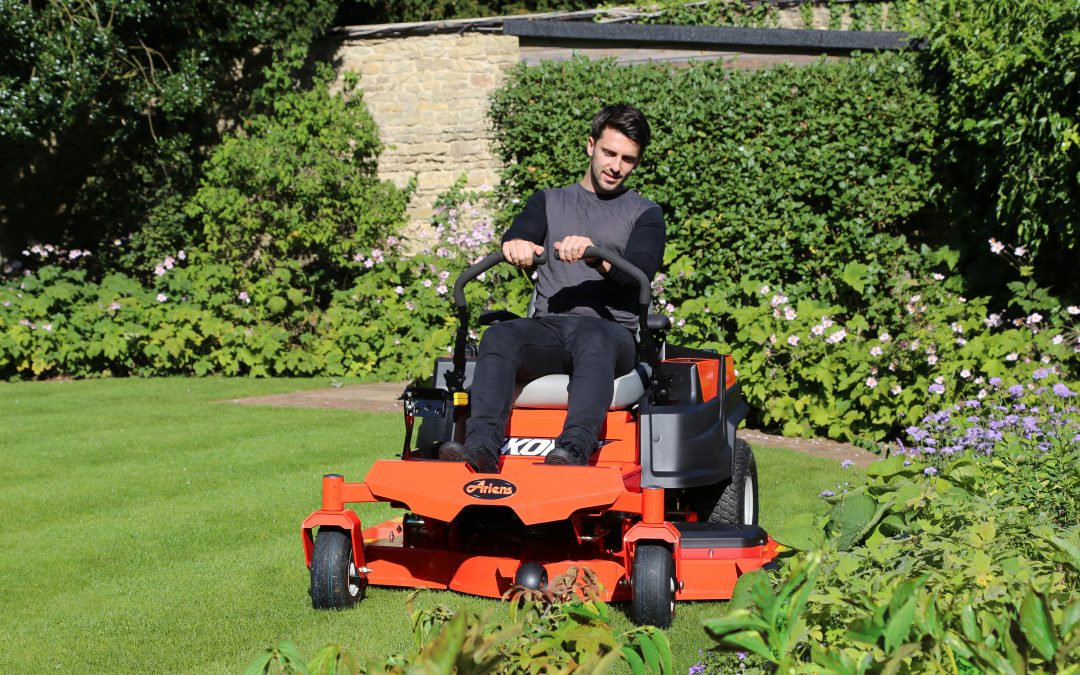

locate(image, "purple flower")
(1053, 383), (1075, 398)
(819, 490), (835, 498)
(929, 383), (945, 395)
(923, 467), (938, 476)
(1033, 368), (1050, 380)
(689, 666), (706, 675)
(841, 460), (855, 469)
(1008, 384), (1025, 397)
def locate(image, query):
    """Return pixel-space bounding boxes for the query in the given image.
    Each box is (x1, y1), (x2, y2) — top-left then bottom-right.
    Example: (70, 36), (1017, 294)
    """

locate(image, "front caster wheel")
(310, 528), (365, 609)
(631, 543), (675, 628)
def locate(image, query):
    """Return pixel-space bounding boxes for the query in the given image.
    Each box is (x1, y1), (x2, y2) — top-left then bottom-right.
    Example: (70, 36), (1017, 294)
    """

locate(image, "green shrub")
(702, 378), (1080, 672)
(187, 56), (411, 301)
(920, 0), (1080, 283)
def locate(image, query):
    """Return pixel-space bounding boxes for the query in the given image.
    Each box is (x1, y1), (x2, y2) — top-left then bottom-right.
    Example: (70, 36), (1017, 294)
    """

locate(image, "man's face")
(585, 127), (642, 195)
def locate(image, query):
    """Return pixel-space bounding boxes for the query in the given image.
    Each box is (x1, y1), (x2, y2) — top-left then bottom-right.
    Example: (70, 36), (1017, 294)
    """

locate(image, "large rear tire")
(310, 528), (365, 609)
(631, 543), (675, 628)
(692, 438), (759, 525)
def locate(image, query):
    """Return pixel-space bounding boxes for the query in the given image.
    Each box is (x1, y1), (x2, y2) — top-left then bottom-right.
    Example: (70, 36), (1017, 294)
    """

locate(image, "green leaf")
(1019, 587), (1058, 661)
(841, 261), (869, 293)
(771, 512), (825, 551)
(883, 592), (918, 653)
(729, 570), (766, 611)
(636, 633), (661, 673)
(716, 629), (776, 664)
(621, 645), (646, 675)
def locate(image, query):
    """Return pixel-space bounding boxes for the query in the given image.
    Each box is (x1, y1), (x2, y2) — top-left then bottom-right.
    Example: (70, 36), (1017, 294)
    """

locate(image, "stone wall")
(332, 34), (519, 234)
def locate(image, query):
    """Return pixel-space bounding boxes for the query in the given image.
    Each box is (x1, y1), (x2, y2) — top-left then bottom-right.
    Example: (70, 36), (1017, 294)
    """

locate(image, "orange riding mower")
(302, 247), (778, 627)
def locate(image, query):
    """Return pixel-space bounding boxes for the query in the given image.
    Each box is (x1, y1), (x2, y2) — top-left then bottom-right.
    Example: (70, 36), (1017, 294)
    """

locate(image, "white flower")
(866, 376), (878, 388)
(891, 384), (903, 395)
(177, 250), (186, 261)
(826, 329), (847, 344)
(156, 293), (168, 303)
(878, 332), (891, 342)
(985, 313), (1002, 328)
(951, 321), (964, 333)
(870, 346), (883, 357)
(977, 388), (988, 399)
(787, 335), (800, 346)
(1014, 246), (1027, 257)
(154, 264), (166, 276)
(1052, 334), (1064, 345)
(784, 307), (797, 321)
(770, 294), (788, 308)
(960, 368), (971, 379)
(931, 273), (945, 281)
(989, 238), (1005, 254)
(811, 324), (825, 337)
(927, 354), (938, 365)
(1005, 352), (1018, 361)
(1026, 312), (1042, 324)
(1067, 306), (1080, 315)
(758, 284), (770, 295)
(768, 334), (777, 344)
(956, 337), (967, 346)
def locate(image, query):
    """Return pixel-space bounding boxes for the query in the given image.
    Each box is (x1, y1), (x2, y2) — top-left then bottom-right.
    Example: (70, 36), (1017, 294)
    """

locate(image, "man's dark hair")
(590, 104), (651, 154)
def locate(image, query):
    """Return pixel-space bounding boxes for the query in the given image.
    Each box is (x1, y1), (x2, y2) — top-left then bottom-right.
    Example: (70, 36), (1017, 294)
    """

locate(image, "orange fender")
(301, 509), (363, 569)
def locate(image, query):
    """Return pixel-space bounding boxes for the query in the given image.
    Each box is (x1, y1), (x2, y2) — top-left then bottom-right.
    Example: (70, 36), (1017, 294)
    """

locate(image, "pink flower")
(1026, 312), (1042, 324)
(927, 354), (938, 365)
(364, 259), (375, 268)
(787, 335), (799, 346)
(811, 324), (825, 337)
(436, 284), (448, 295)
(156, 293), (168, 303)
(422, 279), (433, 288)
(768, 334), (777, 344)
(163, 256), (175, 270)
(108, 302), (122, 311)
(866, 376), (878, 388)
(784, 307), (797, 321)
(770, 294), (788, 308)
(237, 291), (250, 303)
(1014, 246), (1027, 257)
(394, 286), (404, 295)
(878, 332), (891, 342)
(154, 264), (166, 276)
(989, 238), (1004, 254)
(826, 329), (846, 344)
(870, 346), (883, 357)
(758, 284), (770, 294)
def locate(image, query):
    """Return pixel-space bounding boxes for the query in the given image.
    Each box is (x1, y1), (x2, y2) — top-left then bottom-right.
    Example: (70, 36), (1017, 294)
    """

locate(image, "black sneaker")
(544, 443), (589, 466)
(438, 442), (499, 473)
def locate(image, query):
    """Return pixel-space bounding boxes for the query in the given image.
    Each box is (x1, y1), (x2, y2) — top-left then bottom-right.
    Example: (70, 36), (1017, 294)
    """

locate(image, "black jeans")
(465, 314), (636, 455)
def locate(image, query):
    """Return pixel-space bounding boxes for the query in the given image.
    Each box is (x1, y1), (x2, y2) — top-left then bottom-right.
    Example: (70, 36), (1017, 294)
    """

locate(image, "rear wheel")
(691, 438), (759, 525)
(310, 528), (365, 609)
(631, 543), (675, 628)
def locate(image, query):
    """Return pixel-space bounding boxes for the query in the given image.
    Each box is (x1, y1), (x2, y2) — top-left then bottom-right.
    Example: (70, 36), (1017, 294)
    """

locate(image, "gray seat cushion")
(512, 364), (650, 410)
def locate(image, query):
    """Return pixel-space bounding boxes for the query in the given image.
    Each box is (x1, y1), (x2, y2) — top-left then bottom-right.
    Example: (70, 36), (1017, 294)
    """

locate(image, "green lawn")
(0, 379), (856, 673)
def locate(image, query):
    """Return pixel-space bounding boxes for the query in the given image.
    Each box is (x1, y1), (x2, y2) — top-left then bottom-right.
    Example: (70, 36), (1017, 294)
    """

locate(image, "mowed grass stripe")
(0, 378), (857, 673)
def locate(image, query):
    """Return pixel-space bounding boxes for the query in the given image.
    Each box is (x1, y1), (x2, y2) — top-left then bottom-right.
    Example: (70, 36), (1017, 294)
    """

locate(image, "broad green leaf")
(1020, 588), (1058, 661)
(636, 633), (661, 673)
(841, 261), (869, 293)
(621, 645), (646, 675)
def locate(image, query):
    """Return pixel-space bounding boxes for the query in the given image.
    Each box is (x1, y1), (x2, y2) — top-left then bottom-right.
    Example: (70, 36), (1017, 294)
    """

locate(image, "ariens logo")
(463, 478), (517, 500)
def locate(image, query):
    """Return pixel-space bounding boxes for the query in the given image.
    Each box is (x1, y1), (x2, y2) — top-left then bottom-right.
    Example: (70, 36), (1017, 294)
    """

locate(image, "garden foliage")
(247, 568), (672, 674)
(701, 377), (1080, 673)
(489, 53), (1079, 441)
(0, 0), (339, 267)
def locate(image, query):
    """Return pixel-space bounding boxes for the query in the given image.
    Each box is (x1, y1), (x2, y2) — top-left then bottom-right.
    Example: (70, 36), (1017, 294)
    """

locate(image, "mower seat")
(512, 363), (651, 410)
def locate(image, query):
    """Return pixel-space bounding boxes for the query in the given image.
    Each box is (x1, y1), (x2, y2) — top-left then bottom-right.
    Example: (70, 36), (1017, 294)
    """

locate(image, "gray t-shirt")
(501, 183), (665, 331)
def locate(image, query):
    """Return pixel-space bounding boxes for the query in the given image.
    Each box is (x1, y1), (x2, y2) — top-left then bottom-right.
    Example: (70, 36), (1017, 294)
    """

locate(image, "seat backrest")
(512, 363), (650, 410)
